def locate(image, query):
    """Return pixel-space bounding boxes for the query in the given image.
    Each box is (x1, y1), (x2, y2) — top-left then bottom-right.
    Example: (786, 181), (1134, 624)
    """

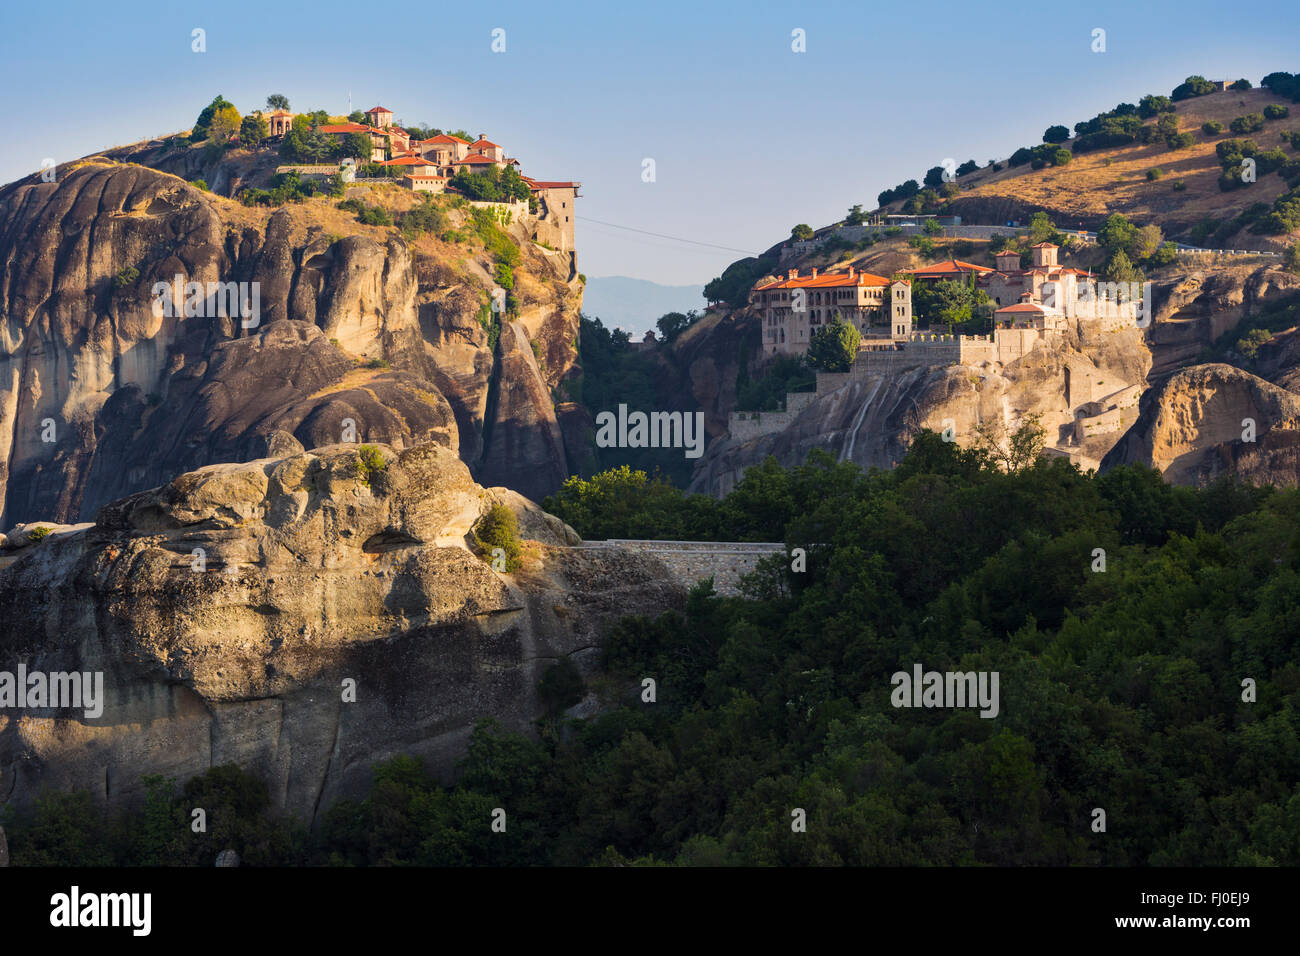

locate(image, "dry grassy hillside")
(896, 87), (1299, 243)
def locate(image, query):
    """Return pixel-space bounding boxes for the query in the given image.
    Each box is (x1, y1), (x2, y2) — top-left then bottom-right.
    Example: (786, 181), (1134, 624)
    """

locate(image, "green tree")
(239, 112), (268, 147)
(1102, 248), (1143, 283)
(807, 317), (860, 372)
(1285, 242), (1300, 274)
(343, 131), (373, 161)
(1147, 241), (1178, 268)
(1231, 113), (1266, 135)
(192, 94), (234, 139)
(1138, 95), (1175, 118)
(207, 104), (242, 146)
(791, 223), (814, 241)
(1097, 213), (1138, 256)
(1027, 211), (1062, 245)
(1043, 125), (1070, 143)
(1236, 327), (1272, 359)
(656, 311), (694, 343)
(1131, 223), (1165, 260)
(473, 504), (522, 571)
(1171, 75), (1216, 101)
(266, 93), (290, 111)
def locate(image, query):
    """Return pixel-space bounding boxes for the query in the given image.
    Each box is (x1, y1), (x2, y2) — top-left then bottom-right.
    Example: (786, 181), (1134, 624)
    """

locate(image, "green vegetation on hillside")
(704, 254), (780, 309)
(563, 315), (696, 487)
(735, 355), (815, 412)
(10, 441), (1300, 866)
(450, 165), (531, 204)
(240, 168), (344, 206)
(806, 318), (859, 372)
(473, 504), (522, 571)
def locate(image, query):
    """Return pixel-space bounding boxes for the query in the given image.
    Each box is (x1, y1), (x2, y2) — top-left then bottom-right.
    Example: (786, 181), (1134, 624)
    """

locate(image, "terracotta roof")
(380, 155), (436, 166)
(755, 270), (892, 292)
(318, 123), (371, 134)
(365, 106), (392, 114)
(526, 180), (579, 189)
(995, 249), (1022, 256)
(899, 259), (993, 277)
(995, 302), (1048, 313)
(454, 154), (497, 164)
(1031, 241), (1058, 248)
(403, 174), (449, 181)
(470, 138), (500, 148)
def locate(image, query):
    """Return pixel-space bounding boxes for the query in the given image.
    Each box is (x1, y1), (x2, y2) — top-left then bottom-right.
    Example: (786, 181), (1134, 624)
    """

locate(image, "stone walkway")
(574, 540), (786, 596)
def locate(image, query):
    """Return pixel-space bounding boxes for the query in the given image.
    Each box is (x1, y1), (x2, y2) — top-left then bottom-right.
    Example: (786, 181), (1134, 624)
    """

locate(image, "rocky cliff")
(1101, 363), (1300, 485)
(690, 322), (1152, 496)
(686, 251), (1300, 494)
(0, 158), (581, 526)
(0, 442), (682, 821)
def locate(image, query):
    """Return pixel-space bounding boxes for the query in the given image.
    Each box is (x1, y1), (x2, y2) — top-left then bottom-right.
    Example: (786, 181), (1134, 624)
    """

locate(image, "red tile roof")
(365, 106), (392, 114)
(424, 133), (470, 145)
(525, 180), (579, 189)
(755, 270), (891, 291)
(899, 259), (993, 278)
(454, 154), (497, 164)
(470, 138), (500, 149)
(318, 123), (371, 134)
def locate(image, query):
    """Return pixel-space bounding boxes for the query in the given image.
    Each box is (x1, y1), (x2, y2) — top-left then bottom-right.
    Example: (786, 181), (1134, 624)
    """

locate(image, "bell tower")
(890, 280), (913, 339)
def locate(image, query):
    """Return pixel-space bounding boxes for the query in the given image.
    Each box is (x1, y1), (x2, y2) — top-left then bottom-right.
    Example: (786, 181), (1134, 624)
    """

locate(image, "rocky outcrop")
(0, 160), (581, 525)
(0, 442), (682, 820)
(1101, 363), (1300, 486)
(1145, 264), (1300, 378)
(691, 324), (1152, 496)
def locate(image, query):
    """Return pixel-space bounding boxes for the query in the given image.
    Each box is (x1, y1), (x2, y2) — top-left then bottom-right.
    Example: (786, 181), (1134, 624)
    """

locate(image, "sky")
(1, 0), (1297, 289)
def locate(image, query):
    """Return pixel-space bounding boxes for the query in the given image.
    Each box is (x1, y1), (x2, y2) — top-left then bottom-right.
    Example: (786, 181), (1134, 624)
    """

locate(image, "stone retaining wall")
(577, 540), (787, 596)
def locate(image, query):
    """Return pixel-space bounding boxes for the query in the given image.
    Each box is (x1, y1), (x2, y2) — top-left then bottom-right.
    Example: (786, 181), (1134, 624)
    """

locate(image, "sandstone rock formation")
(1101, 363), (1300, 486)
(690, 323), (1152, 496)
(0, 442), (682, 821)
(0, 159), (581, 525)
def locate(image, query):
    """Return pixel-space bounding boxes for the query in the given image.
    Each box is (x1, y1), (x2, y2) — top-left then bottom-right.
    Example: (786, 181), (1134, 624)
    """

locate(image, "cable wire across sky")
(576, 216), (763, 257)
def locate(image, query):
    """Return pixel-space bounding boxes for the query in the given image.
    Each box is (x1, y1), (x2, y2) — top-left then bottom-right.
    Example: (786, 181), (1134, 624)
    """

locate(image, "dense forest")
(562, 314), (699, 486)
(6, 437), (1299, 865)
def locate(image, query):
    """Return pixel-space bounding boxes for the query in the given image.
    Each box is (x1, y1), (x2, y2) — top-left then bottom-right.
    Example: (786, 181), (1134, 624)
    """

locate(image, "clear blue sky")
(1, 0), (1296, 286)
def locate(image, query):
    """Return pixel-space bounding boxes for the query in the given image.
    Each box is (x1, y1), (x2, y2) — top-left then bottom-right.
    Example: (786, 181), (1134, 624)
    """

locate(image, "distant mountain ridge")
(582, 275), (703, 337)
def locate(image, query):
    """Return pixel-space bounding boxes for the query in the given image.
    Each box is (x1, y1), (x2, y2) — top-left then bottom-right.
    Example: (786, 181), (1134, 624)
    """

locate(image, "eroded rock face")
(0, 443), (682, 821)
(691, 325), (1152, 496)
(0, 161), (582, 525)
(1101, 363), (1300, 486)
